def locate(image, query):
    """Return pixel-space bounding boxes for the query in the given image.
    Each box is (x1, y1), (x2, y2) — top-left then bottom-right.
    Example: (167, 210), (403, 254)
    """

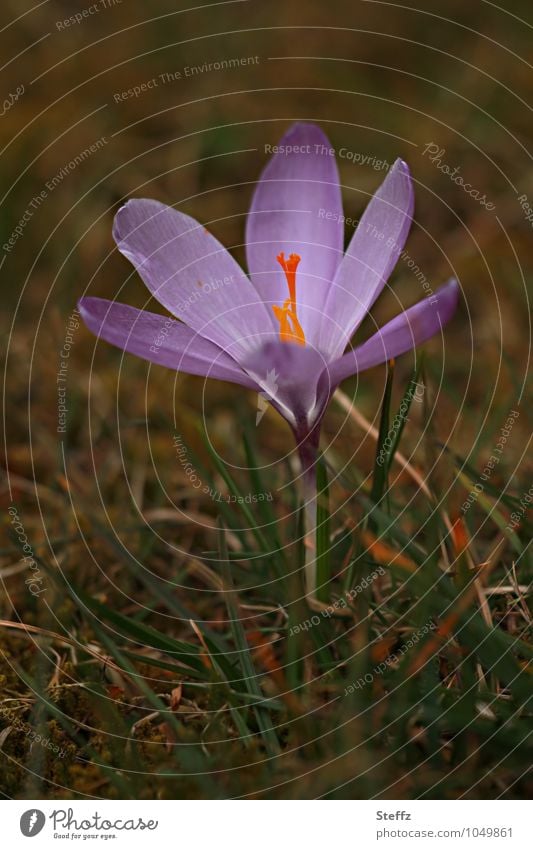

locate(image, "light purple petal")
(245, 123), (344, 346)
(328, 278), (459, 385)
(113, 199), (275, 359)
(78, 297), (259, 389)
(320, 159), (414, 360)
(243, 341), (332, 430)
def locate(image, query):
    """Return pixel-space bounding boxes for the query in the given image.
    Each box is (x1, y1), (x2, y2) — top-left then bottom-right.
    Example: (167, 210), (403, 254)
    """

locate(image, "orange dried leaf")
(170, 684), (183, 711)
(451, 516), (469, 555)
(370, 637), (397, 663)
(106, 685), (124, 700)
(360, 530), (417, 572)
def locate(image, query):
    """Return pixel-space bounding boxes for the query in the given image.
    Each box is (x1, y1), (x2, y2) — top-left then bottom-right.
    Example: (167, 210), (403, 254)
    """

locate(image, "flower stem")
(296, 425), (320, 599)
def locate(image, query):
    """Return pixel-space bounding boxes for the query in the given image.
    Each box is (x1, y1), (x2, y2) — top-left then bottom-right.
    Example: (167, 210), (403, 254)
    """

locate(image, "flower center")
(272, 252), (305, 346)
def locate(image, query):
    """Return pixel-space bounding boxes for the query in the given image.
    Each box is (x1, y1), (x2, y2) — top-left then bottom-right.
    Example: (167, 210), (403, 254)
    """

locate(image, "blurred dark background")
(2, 0), (530, 483)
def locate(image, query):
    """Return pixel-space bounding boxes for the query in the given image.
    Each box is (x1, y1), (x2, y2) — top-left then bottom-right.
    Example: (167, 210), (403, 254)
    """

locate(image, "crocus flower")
(79, 123), (459, 596)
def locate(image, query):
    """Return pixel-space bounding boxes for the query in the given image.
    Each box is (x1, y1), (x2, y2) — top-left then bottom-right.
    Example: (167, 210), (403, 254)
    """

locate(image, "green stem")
(296, 425), (320, 598)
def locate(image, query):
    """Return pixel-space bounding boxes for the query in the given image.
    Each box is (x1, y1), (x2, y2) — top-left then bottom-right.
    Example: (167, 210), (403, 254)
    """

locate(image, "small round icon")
(20, 809), (46, 837)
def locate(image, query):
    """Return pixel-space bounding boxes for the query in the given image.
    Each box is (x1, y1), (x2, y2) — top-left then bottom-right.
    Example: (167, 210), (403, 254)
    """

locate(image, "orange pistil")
(272, 251), (305, 346)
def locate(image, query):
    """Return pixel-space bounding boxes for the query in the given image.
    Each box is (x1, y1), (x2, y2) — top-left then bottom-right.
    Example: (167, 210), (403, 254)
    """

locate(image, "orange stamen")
(273, 252), (305, 345)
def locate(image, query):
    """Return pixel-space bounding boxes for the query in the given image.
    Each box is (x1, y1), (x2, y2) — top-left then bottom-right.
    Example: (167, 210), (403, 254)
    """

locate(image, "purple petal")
(113, 199), (275, 358)
(328, 278), (459, 385)
(245, 123), (344, 346)
(78, 297), (259, 389)
(243, 340), (332, 430)
(320, 159), (414, 360)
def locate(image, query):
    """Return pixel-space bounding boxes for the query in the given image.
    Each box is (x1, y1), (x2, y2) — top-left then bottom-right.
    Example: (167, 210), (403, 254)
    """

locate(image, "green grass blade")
(218, 524), (280, 756)
(370, 359), (395, 508)
(385, 357), (424, 478)
(242, 427), (285, 556)
(315, 453), (331, 603)
(197, 424), (272, 554)
(75, 591), (208, 675)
